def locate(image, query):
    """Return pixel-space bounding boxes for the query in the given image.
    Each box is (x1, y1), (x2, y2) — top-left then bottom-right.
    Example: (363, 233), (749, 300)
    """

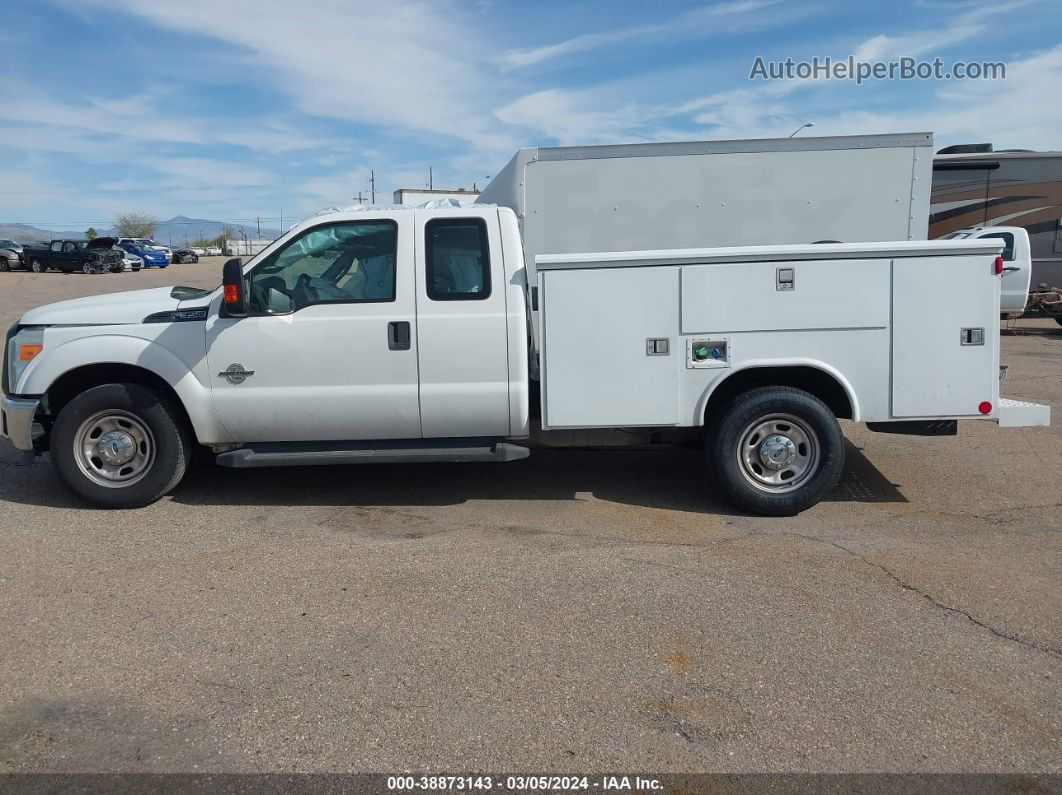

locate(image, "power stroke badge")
(219, 363), (255, 385)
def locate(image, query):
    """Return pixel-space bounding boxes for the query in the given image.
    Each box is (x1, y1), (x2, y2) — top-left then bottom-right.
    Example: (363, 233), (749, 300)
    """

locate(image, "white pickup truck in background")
(0, 132), (1051, 515)
(941, 225), (1033, 317)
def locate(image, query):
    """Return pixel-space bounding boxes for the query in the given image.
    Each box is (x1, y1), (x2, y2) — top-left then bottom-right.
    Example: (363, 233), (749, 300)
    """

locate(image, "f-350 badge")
(219, 363), (255, 385)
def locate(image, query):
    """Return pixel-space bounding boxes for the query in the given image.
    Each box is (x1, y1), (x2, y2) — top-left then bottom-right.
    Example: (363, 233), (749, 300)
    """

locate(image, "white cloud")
(81, 0), (505, 149)
(502, 0), (785, 69)
(494, 89), (659, 146)
(685, 44), (1062, 150)
(852, 1), (1028, 61)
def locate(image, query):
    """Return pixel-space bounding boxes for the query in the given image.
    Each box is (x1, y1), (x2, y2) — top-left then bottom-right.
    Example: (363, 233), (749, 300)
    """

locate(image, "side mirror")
(221, 258), (248, 318)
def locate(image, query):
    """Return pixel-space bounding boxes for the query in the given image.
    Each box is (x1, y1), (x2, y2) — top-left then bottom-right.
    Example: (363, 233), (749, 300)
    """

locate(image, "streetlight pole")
(788, 122), (814, 138)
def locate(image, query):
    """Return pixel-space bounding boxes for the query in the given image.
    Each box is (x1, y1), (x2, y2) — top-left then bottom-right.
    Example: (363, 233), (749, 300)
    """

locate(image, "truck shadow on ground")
(0, 441), (905, 512)
(163, 440), (904, 512)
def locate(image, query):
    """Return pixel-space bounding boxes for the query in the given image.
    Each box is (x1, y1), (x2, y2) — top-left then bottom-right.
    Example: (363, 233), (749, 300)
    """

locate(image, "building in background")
(392, 187), (480, 206)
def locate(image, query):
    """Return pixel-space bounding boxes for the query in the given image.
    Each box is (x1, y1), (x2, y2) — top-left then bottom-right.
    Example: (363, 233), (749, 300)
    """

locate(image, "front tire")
(0, 258), (9, 272)
(706, 386), (845, 516)
(50, 384), (192, 508)
(1054, 316), (1062, 328)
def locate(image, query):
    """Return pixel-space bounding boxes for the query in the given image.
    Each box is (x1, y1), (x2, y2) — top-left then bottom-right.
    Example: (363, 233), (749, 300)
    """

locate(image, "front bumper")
(1, 396), (40, 451)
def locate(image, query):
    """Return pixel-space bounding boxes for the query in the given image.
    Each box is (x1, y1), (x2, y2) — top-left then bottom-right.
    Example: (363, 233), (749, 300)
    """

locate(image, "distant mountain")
(152, 216), (282, 245)
(0, 223), (86, 242)
(0, 216), (282, 245)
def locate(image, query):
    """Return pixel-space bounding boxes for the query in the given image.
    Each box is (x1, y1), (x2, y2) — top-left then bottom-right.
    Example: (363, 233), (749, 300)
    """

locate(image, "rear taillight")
(979, 401), (992, 415)
(994, 255), (1003, 275)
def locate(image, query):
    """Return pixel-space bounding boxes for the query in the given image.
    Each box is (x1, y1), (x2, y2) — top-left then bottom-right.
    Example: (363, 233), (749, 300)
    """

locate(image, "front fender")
(19, 330), (230, 444)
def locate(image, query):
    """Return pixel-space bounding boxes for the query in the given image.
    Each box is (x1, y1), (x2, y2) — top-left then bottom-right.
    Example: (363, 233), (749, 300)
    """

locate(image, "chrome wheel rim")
(736, 412), (820, 493)
(73, 410), (155, 488)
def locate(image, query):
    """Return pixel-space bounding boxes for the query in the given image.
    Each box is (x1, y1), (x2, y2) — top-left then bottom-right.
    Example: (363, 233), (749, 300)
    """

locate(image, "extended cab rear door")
(413, 209), (511, 437)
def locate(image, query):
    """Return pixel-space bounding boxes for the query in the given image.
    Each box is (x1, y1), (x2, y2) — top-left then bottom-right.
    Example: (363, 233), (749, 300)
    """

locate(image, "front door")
(413, 210), (510, 438)
(205, 213), (422, 442)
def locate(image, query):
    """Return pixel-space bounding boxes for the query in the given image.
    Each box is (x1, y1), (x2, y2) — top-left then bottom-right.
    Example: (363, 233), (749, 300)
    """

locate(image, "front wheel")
(1055, 316), (1062, 328)
(706, 386), (845, 516)
(50, 383), (192, 508)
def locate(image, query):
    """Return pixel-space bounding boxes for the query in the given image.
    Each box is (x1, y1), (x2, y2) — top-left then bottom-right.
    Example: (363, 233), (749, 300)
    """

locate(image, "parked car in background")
(21, 239), (122, 274)
(116, 238), (169, 268)
(135, 239), (173, 262)
(0, 239), (24, 271)
(170, 246), (199, 264)
(111, 243), (143, 272)
(191, 247), (206, 256)
(204, 246), (222, 256)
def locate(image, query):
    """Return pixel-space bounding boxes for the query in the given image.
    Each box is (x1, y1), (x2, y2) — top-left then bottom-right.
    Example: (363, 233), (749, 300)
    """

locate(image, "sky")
(2, 0), (1060, 231)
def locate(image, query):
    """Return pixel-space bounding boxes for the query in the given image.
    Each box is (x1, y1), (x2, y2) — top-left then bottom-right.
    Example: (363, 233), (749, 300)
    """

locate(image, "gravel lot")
(0, 258), (1059, 773)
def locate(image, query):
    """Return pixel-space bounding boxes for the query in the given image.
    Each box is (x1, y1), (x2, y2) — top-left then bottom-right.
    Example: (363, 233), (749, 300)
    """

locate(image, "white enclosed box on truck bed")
(478, 132), (935, 285)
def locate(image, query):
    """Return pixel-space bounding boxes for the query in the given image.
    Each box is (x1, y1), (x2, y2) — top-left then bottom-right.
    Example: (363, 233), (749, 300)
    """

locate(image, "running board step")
(215, 439), (530, 469)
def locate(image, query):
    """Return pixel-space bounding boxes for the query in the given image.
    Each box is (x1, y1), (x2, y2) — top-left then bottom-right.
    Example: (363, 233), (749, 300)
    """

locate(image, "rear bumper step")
(215, 439), (530, 468)
(997, 399), (1051, 427)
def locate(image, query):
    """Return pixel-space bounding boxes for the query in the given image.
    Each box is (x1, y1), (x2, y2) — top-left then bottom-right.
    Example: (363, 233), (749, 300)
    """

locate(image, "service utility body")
(1, 132), (1050, 515)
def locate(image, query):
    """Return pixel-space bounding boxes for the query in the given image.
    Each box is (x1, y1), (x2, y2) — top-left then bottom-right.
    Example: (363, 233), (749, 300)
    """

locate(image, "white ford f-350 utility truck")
(0, 133), (1051, 514)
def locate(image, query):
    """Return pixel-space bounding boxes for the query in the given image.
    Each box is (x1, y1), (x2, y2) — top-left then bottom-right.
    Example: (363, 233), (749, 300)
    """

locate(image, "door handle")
(387, 321), (411, 351)
(1001, 266), (1020, 273)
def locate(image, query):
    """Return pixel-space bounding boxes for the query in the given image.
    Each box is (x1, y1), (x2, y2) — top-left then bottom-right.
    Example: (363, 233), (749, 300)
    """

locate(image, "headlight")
(6, 326), (44, 393)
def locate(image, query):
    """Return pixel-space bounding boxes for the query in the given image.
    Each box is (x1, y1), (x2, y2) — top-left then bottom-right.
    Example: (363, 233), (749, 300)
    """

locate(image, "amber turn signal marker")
(223, 284), (240, 304)
(18, 343), (43, 362)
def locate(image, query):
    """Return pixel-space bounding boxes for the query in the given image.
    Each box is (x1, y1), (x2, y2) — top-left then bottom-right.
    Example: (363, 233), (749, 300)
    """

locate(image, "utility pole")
(429, 165), (433, 190)
(257, 216), (261, 239)
(370, 170), (376, 204)
(279, 208), (283, 238)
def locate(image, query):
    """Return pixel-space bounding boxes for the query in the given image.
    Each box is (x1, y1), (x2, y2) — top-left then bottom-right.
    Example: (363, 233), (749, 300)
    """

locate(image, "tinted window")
(248, 220), (397, 314)
(51, 242), (62, 252)
(979, 231), (1015, 261)
(426, 218), (490, 301)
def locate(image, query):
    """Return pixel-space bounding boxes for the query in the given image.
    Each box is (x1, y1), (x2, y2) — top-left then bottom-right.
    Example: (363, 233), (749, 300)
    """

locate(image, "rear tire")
(30, 258), (45, 273)
(706, 386), (845, 516)
(50, 383), (192, 508)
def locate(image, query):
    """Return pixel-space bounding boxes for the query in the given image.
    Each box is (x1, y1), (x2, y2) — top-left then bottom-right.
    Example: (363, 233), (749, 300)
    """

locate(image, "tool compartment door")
(891, 255), (999, 417)
(540, 267), (679, 428)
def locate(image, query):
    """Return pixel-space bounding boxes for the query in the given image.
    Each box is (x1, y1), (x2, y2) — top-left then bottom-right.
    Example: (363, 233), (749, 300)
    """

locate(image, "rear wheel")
(82, 262), (95, 275)
(30, 258), (45, 273)
(0, 258), (9, 272)
(706, 386), (845, 516)
(50, 383), (192, 508)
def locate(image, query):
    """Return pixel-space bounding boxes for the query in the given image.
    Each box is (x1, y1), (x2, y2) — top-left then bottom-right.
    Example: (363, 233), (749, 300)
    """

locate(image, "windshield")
(135, 239), (159, 247)
(0, 240), (16, 248)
